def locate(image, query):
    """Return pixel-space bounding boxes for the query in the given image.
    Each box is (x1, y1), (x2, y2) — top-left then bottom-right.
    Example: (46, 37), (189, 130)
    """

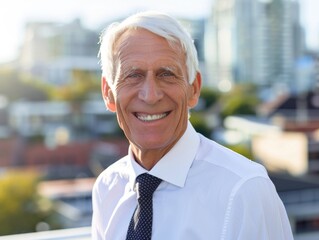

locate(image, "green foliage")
(0, 170), (55, 235)
(200, 87), (220, 109)
(48, 69), (100, 102)
(189, 112), (211, 138)
(0, 69), (48, 102)
(219, 84), (259, 119)
(0, 68), (100, 103)
(225, 144), (252, 160)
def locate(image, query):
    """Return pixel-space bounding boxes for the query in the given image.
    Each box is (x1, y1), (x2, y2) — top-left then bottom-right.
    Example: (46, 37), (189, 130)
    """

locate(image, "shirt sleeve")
(221, 176), (294, 240)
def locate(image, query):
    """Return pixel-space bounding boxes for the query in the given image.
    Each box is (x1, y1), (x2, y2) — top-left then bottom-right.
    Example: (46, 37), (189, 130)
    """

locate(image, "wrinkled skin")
(102, 29), (201, 170)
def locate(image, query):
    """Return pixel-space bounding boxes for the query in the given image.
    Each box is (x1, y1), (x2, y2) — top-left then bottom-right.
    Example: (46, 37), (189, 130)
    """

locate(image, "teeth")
(137, 113), (168, 121)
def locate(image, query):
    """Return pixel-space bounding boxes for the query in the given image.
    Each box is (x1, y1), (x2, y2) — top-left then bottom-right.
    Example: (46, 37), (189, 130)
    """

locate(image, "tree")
(199, 87), (220, 110)
(0, 170), (56, 235)
(48, 69), (100, 102)
(219, 84), (259, 119)
(0, 67), (101, 103)
(0, 69), (49, 102)
(225, 143), (252, 159)
(189, 112), (211, 138)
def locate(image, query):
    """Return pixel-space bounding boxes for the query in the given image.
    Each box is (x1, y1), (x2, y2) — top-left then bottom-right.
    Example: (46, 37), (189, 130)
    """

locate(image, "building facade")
(205, 0), (303, 91)
(18, 19), (100, 85)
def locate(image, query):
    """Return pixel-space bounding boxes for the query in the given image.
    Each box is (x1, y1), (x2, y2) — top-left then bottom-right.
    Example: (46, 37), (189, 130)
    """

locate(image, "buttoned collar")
(127, 121), (200, 190)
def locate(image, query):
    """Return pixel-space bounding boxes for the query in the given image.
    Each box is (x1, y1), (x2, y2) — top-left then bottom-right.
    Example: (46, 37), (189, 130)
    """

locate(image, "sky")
(0, 0), (318, 64)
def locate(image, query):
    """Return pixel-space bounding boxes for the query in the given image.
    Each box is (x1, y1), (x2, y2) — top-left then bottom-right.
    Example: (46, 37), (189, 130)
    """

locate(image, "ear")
(101, 76), (116, 112)
(188, 72), (202, 108)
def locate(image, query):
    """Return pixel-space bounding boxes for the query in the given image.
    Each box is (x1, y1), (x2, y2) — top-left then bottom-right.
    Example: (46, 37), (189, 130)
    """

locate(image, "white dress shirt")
(92, 122), (293, 240)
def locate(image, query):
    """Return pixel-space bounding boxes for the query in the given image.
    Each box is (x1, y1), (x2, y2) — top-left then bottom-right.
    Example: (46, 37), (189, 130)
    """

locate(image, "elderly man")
(92, 11), (293, 240)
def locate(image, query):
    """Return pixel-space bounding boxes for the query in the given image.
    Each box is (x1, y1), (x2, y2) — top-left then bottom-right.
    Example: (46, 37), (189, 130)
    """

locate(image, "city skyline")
(0, 0), (318, 64)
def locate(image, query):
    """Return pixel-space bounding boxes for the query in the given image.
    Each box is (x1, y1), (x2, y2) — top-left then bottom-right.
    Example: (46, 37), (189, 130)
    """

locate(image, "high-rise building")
(205, 0), (303, 91)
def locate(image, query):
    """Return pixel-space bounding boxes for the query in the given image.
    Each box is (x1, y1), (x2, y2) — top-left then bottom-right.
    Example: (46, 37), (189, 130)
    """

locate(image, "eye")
(158, 70), (176, 79)
(124, 71), (144, 82)
(128, 73), (142, 78)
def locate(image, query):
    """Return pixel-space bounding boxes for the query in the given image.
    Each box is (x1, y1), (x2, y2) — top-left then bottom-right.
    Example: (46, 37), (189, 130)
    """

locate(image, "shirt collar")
(128, 121), (200, 189)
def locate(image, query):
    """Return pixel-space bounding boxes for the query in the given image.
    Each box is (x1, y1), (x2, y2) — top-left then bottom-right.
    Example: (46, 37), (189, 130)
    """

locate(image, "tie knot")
(136, 173), (162, 199)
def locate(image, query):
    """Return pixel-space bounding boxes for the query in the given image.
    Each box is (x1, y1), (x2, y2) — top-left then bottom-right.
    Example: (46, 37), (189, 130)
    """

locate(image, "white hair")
(99, 11), (199, 85)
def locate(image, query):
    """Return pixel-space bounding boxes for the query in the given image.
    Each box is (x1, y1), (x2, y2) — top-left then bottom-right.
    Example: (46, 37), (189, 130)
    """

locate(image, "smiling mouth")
(135, 112), (170, 122)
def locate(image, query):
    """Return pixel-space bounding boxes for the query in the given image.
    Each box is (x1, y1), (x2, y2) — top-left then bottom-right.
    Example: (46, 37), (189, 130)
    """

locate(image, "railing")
(1, 223), (319, 240)
(0, 227), (91, 240)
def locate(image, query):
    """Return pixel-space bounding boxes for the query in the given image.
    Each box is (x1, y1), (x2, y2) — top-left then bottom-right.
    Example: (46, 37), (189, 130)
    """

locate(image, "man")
(92, 11), (293, 240)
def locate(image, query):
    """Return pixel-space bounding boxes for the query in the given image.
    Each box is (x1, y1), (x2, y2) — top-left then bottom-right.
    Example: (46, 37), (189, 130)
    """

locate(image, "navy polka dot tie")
(126, 173), (162, 240)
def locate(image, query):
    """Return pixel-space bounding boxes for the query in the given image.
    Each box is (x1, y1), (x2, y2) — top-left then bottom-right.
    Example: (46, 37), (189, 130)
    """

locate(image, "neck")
(130, 144), (172, 170)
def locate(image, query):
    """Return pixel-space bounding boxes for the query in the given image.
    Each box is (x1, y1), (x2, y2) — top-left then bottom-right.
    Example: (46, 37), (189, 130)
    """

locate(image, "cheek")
(114, 89), (134, 125)
(178, 84), (193, 106)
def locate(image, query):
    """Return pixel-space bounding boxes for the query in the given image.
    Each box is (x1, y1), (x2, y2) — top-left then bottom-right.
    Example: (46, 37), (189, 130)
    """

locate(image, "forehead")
(114, 28), (184, 63)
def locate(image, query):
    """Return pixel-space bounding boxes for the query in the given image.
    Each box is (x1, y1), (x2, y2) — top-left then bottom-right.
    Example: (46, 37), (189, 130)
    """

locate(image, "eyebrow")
(158, 66), (177, 72)
(121, 66), (139, 76)
(122, 65), (178, 72)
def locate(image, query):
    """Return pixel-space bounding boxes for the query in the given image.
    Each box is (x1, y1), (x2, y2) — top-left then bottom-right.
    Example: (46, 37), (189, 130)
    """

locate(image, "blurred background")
(0, 0), (319, 239)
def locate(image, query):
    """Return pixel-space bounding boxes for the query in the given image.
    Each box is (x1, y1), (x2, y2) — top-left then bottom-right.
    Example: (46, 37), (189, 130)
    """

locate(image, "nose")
(138, 73), (164, 104)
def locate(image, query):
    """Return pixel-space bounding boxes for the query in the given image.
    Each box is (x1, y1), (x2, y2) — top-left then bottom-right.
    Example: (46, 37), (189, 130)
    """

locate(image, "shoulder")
(92, 156), (130, 196)
(197, 134), (268, 180)
(196, 134), (281, 207)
